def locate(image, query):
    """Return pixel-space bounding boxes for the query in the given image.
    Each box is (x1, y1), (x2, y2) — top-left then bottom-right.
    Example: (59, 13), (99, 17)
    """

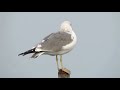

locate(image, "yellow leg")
(60, 55), (63, 69)
(56, 55), (59, 70)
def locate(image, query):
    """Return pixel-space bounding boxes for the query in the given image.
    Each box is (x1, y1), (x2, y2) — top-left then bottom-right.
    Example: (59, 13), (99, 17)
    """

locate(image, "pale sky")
(0, 12), (120, 78)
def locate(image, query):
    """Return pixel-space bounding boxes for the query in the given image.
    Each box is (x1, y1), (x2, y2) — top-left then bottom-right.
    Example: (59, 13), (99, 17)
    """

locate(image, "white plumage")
(18, 21), (77, 70)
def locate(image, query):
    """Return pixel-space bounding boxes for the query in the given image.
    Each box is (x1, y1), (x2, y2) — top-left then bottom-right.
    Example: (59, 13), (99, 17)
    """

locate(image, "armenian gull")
(18, 21), (77, 70)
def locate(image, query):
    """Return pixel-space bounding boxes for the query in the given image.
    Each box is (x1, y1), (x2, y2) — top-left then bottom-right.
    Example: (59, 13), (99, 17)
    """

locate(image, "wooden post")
(58, 68), (71, 78)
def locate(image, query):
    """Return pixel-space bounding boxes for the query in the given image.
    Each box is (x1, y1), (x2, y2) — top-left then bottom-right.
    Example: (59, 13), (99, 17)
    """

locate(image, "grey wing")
(34, 33), (54, 52)
(37, 31), (72, 52)
(42, 33), (54, 42)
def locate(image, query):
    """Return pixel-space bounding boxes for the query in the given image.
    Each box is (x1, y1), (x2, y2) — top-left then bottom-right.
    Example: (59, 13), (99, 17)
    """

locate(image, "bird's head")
(60, 21), (72, 32)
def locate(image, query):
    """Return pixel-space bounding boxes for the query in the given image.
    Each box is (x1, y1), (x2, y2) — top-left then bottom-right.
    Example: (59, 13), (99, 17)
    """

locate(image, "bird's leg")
(60, 55), (64, 69)
(56, 55), (59, 70)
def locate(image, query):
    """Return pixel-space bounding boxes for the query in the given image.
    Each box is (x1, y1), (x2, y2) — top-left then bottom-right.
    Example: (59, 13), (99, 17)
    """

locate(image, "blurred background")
(0, 12), (120, 78)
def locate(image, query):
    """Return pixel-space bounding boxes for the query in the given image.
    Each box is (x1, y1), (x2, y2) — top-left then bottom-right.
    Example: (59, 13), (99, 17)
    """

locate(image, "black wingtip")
(18, 53), (24, 56)
(18, 48), (35, 56)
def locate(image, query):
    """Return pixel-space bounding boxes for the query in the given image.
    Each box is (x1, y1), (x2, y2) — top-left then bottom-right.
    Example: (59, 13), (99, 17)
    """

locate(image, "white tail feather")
(31, 52), (44, 58)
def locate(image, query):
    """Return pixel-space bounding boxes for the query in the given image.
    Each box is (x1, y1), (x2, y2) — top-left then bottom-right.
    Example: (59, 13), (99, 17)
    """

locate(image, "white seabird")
(18, 21), (77, 70)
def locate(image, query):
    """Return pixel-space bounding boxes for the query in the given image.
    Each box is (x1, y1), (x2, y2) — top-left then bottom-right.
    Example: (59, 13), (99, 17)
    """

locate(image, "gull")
(18, 21), (77, 70)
